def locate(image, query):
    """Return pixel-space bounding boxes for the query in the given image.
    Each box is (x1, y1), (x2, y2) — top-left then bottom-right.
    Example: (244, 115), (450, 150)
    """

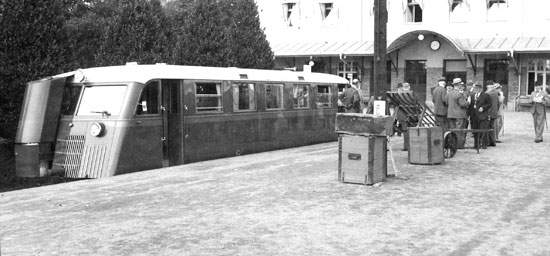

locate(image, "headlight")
(90, 122), (105, 137)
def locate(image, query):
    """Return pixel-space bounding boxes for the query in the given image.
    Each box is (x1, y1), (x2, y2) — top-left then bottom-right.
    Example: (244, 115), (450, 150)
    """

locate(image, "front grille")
(53, 135), (85, 178)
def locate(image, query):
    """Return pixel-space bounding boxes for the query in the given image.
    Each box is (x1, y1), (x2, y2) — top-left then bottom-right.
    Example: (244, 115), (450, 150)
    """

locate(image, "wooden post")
(373, 0), (389, 99)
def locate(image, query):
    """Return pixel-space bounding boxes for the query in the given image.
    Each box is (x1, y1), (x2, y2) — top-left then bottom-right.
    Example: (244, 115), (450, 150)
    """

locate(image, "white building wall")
(257, 0), (550, 44)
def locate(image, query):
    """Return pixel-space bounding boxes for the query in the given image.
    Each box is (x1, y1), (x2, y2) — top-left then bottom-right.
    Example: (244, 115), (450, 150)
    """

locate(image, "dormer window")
(320, 3), (333, 20)
(405, 0), (423, 23)
(282, 2), (297, 27)
(487, 0), (506, 9)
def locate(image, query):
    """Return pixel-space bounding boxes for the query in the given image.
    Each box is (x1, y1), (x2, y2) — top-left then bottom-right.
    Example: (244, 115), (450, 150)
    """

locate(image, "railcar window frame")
(77, 84), (127, 117)
(61, 84), (83, 116)
(317, 84), (333, 108)
(195, 82), (223, 114)
(136, 81), (160, 116)
(293, 84), (310, 109)
(265, 84), (284, 110)
(232, 83), (257, 112)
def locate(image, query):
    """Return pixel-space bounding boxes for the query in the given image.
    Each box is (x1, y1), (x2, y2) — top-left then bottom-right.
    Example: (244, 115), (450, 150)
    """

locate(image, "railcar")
(15, 64), (349, 178)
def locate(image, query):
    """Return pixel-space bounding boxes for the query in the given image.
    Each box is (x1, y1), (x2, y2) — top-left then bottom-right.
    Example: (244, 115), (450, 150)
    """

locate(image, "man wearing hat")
(530, 81), (550, 143)
(485, 81), (500, 146)
(468, 82), (492, 149)
(432, 77), (448, 130)
(447, 78), (469, 148)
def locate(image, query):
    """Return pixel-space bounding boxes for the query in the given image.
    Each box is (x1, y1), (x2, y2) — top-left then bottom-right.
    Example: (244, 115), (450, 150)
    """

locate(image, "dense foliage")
(0, 0), (274, 190)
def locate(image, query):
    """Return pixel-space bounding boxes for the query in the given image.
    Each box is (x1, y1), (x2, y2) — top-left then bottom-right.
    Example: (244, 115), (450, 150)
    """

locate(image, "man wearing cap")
(530, 81), (550, 143)
(447, 78), (469, 148)
(432, 77), (448, 130)
(343, 79), (362, 113)
(485, 81), (500, 146)
(468, 82), (492, 149)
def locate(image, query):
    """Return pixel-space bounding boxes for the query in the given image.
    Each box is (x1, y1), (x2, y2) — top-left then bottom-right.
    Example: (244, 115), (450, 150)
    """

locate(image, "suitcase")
(408, 126), (444, 165)
(335, 113), (394, 137)
(338, 134), (387, 185)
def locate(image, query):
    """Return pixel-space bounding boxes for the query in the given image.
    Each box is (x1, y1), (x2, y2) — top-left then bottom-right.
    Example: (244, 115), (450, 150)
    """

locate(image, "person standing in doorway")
(494, 83), (505, 142)
(433, 77), (448, 131)
(530, 81), (550, 143)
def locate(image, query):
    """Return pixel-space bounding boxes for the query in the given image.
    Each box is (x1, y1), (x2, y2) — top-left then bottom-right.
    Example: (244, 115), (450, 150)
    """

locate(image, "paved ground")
(1, 111), (549, 256)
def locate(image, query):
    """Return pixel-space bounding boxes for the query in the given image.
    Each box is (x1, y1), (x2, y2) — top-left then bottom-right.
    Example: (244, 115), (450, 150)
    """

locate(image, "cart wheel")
(443, 131), (458, 158)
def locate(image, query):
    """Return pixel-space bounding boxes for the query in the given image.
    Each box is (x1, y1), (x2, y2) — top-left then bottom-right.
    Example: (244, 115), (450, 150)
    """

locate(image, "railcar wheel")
(443, 131), (458, 158)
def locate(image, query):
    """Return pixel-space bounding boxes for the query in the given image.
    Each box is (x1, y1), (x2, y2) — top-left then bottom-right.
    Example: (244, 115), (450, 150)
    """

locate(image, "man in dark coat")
(343, 83), (361, 113)
(447, 78), (469, 148)
(468, 82), (492, 149)
(485, 81), (500, 146)
(432, 77), (448, 131)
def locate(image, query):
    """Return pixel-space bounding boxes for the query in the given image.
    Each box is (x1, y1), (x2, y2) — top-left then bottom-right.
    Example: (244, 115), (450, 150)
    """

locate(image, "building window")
(528, 59), (550, 94)
(282, 2), (298, 27)
(233, 83), (256, 111)
(266, 84), (284, 109)
(317, 85), (333, 108)
(293, 84), (310, 109)
(487, 0), (508, 21)
(449, 0), (470, 22)
(337, 61), (359, 82)
(196, 82), (222, 113)
(444, 60), (467, 84)
(319, 2), (338, 26)
(405, 0), (423, 23)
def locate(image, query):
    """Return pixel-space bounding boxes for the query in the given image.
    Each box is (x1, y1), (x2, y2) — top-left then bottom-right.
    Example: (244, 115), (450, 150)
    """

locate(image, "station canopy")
(270, 30), (550, 57)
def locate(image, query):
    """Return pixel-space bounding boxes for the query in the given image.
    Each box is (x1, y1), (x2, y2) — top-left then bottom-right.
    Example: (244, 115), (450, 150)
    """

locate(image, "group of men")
(432, 77), (505, 149)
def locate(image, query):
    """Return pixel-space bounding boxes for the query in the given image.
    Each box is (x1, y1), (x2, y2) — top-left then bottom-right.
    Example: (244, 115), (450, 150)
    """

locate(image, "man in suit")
(447, 78), (469, 148)
(485, 81), (500, 146)
(530, 81), (550, 143)
(432, 77), (448, 131)
(468, 82), (492, 149)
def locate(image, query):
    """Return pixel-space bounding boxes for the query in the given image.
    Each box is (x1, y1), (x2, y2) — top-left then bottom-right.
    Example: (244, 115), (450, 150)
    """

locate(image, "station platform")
(1, 112), (549, 255)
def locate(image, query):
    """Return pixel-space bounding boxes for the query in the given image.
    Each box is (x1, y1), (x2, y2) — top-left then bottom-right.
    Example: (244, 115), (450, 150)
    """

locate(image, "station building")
(255, 0), (550, 109)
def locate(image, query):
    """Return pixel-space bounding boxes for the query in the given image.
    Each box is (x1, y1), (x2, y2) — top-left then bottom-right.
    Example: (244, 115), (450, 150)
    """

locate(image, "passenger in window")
(298, 87), (308, 107)
(266, 86), (278, 109)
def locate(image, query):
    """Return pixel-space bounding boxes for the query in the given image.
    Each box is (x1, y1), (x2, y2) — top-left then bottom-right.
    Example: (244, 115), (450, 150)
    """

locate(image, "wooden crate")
(335, 113), (394, 137)
(408, 126), (444, 165)
(338, 135), (387, 185)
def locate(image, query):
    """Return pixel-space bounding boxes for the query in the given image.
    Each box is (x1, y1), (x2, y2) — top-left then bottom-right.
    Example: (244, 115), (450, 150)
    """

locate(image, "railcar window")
(137, 82), (160, 115)
(77, 85), (127, 116)
(61, 85), (83, 115)
(233, 83), (256, 111)
(317, 85), (333, 108)
(265, 84), (283, 109)
(293, 84), (310, 109)
(196, 82), (222, 113)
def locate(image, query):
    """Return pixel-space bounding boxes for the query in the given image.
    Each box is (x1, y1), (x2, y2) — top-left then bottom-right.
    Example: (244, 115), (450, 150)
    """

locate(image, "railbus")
(15, 64), (349, 178)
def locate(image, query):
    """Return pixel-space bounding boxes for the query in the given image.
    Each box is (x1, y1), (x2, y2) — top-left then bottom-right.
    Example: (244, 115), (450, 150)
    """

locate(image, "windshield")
(77, 85), (127, 116)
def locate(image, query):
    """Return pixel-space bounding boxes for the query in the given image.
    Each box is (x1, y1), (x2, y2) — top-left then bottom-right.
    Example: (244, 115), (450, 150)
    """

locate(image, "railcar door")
(161, 79), (183, 167)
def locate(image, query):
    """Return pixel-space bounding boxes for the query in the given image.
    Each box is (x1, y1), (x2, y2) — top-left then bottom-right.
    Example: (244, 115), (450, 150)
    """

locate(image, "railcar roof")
(55, 64), (349, 84)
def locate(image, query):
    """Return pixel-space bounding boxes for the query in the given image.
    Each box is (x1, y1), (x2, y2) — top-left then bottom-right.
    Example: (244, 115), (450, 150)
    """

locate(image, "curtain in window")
(487, 0), (508, 9)
(401, 0), (423, 14)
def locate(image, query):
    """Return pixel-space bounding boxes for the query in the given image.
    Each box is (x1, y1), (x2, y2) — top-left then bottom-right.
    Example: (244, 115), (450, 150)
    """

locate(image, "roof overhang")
(387, 30), (464, 55)
(270, 41), (374, 58)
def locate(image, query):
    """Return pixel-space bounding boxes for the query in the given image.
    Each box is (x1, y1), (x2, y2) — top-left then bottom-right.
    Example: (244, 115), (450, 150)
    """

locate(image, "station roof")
(271, 34), (550, 57)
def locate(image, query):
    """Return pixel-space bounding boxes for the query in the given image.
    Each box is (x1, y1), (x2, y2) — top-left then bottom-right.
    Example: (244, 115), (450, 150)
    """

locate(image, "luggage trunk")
(338, 134), (387, 185)
(408, 126), (444, 165)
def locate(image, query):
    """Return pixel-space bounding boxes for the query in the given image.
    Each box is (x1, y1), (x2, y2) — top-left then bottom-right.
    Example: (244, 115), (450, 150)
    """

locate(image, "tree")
(0, 0), (70, 138)
(94, 0), (170, 66)
(220, 0), (274, 69)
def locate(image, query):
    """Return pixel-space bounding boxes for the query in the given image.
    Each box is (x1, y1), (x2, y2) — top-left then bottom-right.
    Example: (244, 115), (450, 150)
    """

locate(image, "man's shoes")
(535, 139), (542, 143)
(495, 140), (502, 143)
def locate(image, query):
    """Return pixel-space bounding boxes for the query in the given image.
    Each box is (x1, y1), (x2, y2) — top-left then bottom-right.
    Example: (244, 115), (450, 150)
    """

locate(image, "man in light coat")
(446, 78), (469, 148)
(530, 81), (550, 143)
(485, 81), (500, 146)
